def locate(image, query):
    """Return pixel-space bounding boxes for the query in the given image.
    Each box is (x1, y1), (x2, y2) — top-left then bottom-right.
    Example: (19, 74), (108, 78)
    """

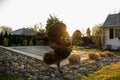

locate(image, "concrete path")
(9, 46), (88, 66)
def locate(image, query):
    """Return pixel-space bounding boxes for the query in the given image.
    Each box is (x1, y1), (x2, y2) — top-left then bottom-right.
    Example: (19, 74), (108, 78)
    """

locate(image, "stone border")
(0, 46), (120, 80)
(0, 46), (69, 66)
(0, 46), (43, 60)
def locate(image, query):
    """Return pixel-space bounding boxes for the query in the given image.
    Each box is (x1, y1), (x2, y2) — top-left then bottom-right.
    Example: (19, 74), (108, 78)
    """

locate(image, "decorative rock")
(20, 65), (24, 69)
(69, 65), (79, 69)
(0, 46), (120, 80)
(64, 75), (75, 80)
(43, 76), (50, 80)
(50, 73), (56, 78)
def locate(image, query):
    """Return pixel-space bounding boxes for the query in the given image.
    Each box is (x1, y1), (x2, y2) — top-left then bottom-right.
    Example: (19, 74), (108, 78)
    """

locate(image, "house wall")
(105, 28), (120, 50)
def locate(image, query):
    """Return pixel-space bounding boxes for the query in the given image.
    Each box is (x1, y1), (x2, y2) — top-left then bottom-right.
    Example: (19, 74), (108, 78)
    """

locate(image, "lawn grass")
(112, 51), (120, 56)
(72, 47), (120, 56)
(72, 47), (103, 52)
(0, 71), (19, 80)
(79, 48), (103, 52)
(77, 62), (120, 80)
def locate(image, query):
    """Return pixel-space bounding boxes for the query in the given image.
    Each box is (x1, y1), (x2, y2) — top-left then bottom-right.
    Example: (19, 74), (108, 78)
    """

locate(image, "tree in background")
(81, 37), (93, 47)
(0, 33), (3, 45)
(80, 28), (93, 47)
(29, 22), (42, 32)
(0, 26), (12, 35)
(0, 26), (11, 45)
(72, 30), (82, 46)
(86, 27), (91, 37)
(35, 29), (48, 45)
(92, 24), (103, 49)
(27, 23), (48, 45)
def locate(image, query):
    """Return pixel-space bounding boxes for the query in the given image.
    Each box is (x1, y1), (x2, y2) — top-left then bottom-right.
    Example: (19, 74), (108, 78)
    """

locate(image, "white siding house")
(102, 13), (120, 50)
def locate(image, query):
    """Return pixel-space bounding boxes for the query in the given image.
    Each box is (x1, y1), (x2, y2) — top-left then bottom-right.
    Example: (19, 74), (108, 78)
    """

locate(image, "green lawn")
(72, 47), (120, 56)
(113, 51), (120, 56)
(0, 71), (19, 80)
(77, 62), (120, 80)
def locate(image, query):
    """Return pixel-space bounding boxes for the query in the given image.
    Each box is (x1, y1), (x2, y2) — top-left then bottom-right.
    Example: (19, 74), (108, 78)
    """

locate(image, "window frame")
(115, 29), (120, 38)
(109, 28), (114, 39)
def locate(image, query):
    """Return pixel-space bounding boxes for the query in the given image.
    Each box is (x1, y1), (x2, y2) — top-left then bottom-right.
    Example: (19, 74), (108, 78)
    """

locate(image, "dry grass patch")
(98, 52), (108, 58)
(103, 51), (115, 57)
(68, 53), (81, 64)
(87, 52), (100, 60)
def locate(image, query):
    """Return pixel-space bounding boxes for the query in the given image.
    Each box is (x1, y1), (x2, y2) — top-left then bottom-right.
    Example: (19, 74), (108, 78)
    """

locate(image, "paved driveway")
(9, 46), (88, 66)
(10, 46), (52, 56)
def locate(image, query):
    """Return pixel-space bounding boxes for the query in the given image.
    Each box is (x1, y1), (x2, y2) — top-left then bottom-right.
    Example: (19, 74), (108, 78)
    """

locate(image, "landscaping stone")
(0, 46), (120, 80)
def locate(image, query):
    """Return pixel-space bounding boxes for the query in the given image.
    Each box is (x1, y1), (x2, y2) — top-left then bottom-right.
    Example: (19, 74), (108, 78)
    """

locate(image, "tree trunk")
(57, 61), (60, 71)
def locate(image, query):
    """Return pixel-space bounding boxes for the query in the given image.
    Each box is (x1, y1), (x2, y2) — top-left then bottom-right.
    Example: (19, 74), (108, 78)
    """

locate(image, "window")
(109, 28), (114, 39)
(115, 29), (120, 38)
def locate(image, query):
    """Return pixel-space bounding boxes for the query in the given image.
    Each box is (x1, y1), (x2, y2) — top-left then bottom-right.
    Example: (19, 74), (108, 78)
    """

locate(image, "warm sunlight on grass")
(77, 62), (120, 80)
(113, 51), (120, 56)
(72, 47), (103, 52)
(0, 71), (19, 80)
(72, 47), (120, 56)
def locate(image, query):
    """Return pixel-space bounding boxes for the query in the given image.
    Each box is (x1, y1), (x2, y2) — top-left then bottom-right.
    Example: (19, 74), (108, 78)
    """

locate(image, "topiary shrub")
(43, 46), (71, 70)
(87, 52), (100, 60)
(54, 46), (72, 60)
(47, 22), (68, 48)
(68, 53), (81, 64)
(43, 52), (56, 65)
(43, 22), (72, 73)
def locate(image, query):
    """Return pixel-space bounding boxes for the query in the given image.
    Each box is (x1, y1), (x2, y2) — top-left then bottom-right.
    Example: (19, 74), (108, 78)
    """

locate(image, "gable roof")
(11, 28), (35, 36)
(103, 13), (120, 27)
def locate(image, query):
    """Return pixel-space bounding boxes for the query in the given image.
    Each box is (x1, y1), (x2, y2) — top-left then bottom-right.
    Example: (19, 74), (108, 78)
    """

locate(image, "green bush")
(43, 46), (72, 65)
(54, 46), (72, 60)
(23, 39), (27, 46)
(29, 40), (33, 46)
(3, 38), (9, 46)
(43, 52), (56, 64)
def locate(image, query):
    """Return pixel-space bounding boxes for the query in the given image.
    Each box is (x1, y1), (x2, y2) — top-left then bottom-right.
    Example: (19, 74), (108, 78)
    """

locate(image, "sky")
(0, 0), (120, 36)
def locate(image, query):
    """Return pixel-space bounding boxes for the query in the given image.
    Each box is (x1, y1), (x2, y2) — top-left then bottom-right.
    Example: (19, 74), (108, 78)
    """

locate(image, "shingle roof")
(11, 28), (35, 36)
(103, 13), (120, 27)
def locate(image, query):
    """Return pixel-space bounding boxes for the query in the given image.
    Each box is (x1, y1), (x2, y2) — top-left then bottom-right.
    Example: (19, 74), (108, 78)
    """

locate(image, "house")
(11, 28), (35, 36)
(102, 12), (120, 50)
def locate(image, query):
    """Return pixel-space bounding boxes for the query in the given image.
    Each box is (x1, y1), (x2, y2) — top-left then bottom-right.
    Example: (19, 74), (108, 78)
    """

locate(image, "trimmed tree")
(43, 22), (71, 72)
(46, 14), (61, 33)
